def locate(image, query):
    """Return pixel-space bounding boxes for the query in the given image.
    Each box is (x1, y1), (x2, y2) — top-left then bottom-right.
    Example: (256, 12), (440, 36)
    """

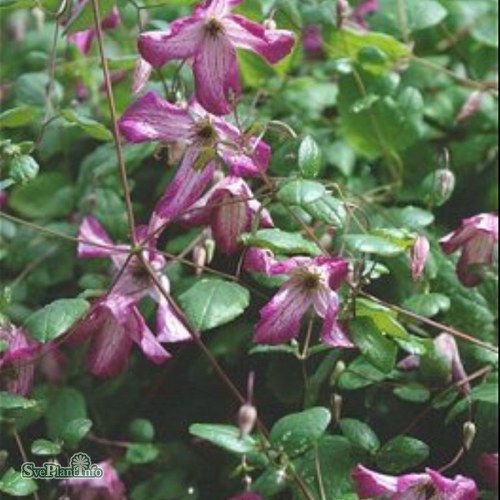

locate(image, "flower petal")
(255, 282), (313, 345)
(427, 469), (479, 500)
(149, 148), (217, 236)
(193, 34), (241, 116)
(156, 296), (192, 343)
(68, 30), (95, 55)
(317, 292), (355, 348)
(119, 91), (193, 143)
(132, 58), (153, 95)
(127, 307), (171, 364)
(225, 15), (295, 64)
(352, 465), (399, 499)
(478, 454), (499, 492)
(78, 216), (118, 258)
(138, 17), (204, 68)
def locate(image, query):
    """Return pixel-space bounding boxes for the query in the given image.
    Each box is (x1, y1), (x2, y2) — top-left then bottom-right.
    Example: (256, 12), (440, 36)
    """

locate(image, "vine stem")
(12, 428), (41, 500)
(360, 291), (499, 354)
(90, 0), (137, 245)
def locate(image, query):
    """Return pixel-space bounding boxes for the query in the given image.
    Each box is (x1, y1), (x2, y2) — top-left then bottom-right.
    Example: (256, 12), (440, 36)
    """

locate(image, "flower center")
(205, 18), (225, 38)
(192, 118), (218, 148)
(292, 268), (323, 293)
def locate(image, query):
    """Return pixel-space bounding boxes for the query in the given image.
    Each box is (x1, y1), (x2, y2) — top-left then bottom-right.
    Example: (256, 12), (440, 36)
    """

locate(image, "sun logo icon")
(70, 453), (92, 476)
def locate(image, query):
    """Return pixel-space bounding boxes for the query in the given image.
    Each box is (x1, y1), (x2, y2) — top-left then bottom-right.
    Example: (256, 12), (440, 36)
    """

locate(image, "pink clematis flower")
(62, 460), (126, 499)
(0, 325), (39, 396)
(410, 235), (430, 281)
(67, 5), (121, 55)
(180, 176), (273, 255)
(478, 453), (499, 492)
(73, 216), (191, 377)
(245, 249), (351, 346)
(303, 25), (324, 58)
(398, 333), (470, 394)
(351, 0), (379, 28)
(352, 465), (479, 500)
(137, 0), (295, 115)
(119, 91), (271, 236)
(440, 213), (498, 287)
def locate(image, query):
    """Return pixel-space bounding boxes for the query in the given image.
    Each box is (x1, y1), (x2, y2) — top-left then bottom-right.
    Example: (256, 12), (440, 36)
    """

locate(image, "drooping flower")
(119, 91), (271, 235)
(398, 333), (470, 394)
(478, 453), (499, 492)
(180, 176), (273, 255)
(410, 235), (430, 281)
(74, 216), (191, 377)
(352, 465), (479, 500)
(0, 325), (39, 396)
(303, 25), (324, 58)
(137, 0), (295, 115)
(440, 213), (498, 287)
(245, 249), (351, 346)
(351, 0), (379, 28)
(67, 5), (121, 55)
(61, 460), (126, 500)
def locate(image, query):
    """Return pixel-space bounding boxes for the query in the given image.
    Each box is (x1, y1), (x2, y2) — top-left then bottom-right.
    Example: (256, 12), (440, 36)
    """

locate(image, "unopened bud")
(410, 235), (430, 281)
(204, 238), (216, 265)
(32, 7), (45, 31)
(463, 422), (477, 451)
(422, 168), (456, 207)
(456, 91), (484, 124)
(193, 245), (207, 276)
(336, 0), (350, 29)
(332, 393), (343, 423)
(264, 18), (277, 31)
(238, 403), (258, 439)
(330, 360), (346, 387)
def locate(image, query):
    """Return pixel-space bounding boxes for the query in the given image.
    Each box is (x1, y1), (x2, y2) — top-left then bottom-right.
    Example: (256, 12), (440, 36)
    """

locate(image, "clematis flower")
(119, 91), (271, 235)
(137, 0), (295, 115)
(303, 25), (324, 58)
(61, 460), (126, 499)
(351, 0), (379, 28)
(74, 216), (191, 377)
(180, 176), (273, 255)
(67, 5), (121, 55)
(398, 333), (471, 394)
(440, 213), (498, 287)
(0, 325), (39, 396)
(478, 453), (499, 492)
(410, 235), (430, 281)
(244, 248), (351, 346)
(352, 465), (479, 500)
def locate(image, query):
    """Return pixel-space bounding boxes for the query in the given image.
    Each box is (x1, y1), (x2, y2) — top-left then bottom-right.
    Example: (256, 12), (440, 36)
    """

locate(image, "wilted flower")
(180, 176), (273, 255)
(440, 213), (498, 287)
(61, 460), (126, 500)
(137, 0), (295, 115)
(74, 216), (191, 377)
(0, 325), (39, 396)
(478, 453), (499, 492)
(245, 249), (351, 346)
(410, 235), (430, 280)
(119, 92), (271, 235)
(352, 465), (479, 500)
(67, 5), (121, 55)
(398, 333), (470, 394)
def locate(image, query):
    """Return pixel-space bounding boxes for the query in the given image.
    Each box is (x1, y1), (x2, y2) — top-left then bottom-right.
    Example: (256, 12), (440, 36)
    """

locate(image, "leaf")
(61, 109), (112, 141)
(340, 419), (381, 452)
(270, 407), (331, 457)
(298, 136), (323, 178)
(0, 469), (38, 496)
(128, 419), (155, 443)
(10, 172), (75, 219)
(31, 439), (62, 456)
(126, 444), (160, 465)
(62, 418), (93, 448)
(278, 179), (326, 205)
(403, 293), (451, 318)
(344, 234), (405, 257)
(64, 0), (114, 34)
(304, 194), (348, 227)
(0, 392), (38, 416)
(179, 279), (250, 332)
(0, 106), (38, 128)
(376, 436), (430, 474)
(25, 298), (89, 343)
(189, 424), (258, 455)
(394, 383), (431, 403)
(15, 73), (63, 108)
(350, 317), (398, 373)
(338, 356), (387, 390)
(241, 229), (321, 256)
(45, 388), (87, 440)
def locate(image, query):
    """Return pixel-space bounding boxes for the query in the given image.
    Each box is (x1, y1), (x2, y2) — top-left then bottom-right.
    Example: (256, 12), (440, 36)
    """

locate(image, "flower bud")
(264, 18), (277, 31)
(238, 403), (258, 439)
(422, 168), (456, 207)
(193, 245), (207, 276)
(337, 0), (350, 28)
(330, 360), (346, 387)
(456, 91), (484, 124)
(204, 237), (216, 265)
(332, 393), (343, 423)
(410, 235), (430, 281)
(463, 421), (477, 451)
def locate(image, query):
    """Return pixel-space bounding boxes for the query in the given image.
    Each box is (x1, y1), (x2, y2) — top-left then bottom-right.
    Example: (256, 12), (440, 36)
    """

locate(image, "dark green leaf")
(376, 436), (430, 473)
(189, 424), (258, 455)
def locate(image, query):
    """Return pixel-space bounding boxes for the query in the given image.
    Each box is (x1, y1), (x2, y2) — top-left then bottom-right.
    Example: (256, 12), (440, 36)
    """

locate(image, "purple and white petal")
(427, 469), (479, 500)
(138, 17), (204, 68)
(78, 216), (118, 259)
(352, 465), (400, 498)
(156, 296), (192, 343)
(132, 58), (153, 95)
(119, 91), (193, 143)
